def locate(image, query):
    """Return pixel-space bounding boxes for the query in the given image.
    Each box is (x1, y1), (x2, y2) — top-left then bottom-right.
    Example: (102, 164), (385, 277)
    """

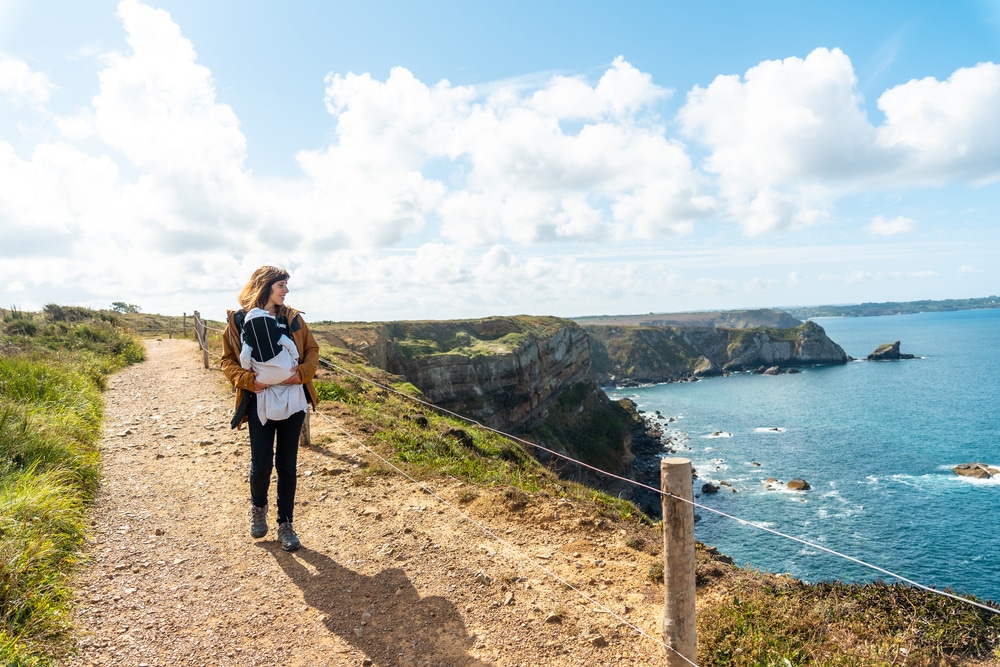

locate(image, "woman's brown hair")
(238, 266), (290, 311)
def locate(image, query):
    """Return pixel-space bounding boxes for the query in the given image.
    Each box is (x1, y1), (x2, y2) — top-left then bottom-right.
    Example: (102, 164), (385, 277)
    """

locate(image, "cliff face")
(374, 317), (595, 433)
(344, 316), (632, 475)
(314, 313), (847, 496)
(587, 320), (848, 384)
(386, 318), (597, 431)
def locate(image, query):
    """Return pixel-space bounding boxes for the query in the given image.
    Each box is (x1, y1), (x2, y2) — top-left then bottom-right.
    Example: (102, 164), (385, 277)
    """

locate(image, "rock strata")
(371, 317), (596, 433)
(587, 318), (847, 385)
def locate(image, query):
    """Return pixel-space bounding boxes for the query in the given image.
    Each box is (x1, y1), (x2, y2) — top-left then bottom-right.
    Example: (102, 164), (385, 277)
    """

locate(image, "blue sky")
(1, 1), (998, 321)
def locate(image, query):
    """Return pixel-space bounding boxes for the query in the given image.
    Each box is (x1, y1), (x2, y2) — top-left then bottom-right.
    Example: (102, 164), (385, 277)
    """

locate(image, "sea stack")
(866, 341), (916, 361)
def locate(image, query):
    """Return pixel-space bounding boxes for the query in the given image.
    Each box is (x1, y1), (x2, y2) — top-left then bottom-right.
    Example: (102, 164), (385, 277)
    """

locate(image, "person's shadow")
(263, 545), (488, 666)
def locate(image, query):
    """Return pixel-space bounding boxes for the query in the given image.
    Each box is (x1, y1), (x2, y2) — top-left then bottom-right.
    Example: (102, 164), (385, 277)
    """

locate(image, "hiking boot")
(277, 521), (300, 551)
(249, 504), (268, 539)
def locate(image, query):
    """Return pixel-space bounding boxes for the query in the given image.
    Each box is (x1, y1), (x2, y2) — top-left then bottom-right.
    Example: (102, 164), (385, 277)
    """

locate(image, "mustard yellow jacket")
(221, 305), (320, 428)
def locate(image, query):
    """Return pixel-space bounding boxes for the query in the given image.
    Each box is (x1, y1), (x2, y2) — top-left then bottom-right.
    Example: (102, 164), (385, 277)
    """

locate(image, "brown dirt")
(63, 339), (672, 666)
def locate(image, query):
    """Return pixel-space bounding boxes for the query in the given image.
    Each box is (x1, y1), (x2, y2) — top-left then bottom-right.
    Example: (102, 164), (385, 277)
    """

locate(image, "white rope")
(319, 357), (1000, 617)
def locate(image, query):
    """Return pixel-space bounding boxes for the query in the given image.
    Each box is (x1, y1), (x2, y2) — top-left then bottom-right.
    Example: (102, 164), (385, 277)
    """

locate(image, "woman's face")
(265, 280), (289, 311)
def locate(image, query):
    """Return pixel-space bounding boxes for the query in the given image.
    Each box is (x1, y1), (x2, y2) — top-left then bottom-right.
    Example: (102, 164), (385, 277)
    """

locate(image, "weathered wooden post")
(660, 457), (697, 666)
(194, 311), (209, 369)
(169, 316), (173, 339)
(299, 410), (311, 447)
(183, 312), (187, 338)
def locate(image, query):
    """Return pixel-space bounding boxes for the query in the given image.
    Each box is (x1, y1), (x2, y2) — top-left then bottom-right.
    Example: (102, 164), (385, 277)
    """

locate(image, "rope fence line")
(311, 407), (695, 665)
(187, 313), (692, 661)
(186, 311), (999, 619)
(318, 358), (1000, 618)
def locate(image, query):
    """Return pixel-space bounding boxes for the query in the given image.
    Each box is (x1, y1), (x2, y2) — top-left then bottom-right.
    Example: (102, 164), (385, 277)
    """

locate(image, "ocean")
(606, 309), (1000, 603)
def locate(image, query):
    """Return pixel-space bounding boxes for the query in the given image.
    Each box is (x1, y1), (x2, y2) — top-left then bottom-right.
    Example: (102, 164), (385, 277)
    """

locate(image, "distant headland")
(781, 295), (999, 319)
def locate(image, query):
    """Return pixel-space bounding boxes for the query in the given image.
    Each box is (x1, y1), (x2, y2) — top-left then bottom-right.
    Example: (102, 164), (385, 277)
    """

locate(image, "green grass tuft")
(0, 305), (144, 665)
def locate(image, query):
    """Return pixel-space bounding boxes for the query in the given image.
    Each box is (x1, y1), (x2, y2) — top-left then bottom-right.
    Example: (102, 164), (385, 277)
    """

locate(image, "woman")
(221, 266), (319, 551)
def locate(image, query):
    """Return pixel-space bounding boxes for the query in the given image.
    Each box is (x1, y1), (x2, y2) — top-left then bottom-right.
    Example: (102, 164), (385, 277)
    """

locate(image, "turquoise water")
(607, 309), (1000, 602)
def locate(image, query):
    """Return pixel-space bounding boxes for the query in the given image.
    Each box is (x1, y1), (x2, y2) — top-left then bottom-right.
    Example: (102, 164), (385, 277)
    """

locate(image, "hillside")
(784, 295), (1000, 318)
(65, 338), (1000, 667)
(4, 307), (999, 665)
(308, 317), (639, 484)
(573, 308), (802, 329)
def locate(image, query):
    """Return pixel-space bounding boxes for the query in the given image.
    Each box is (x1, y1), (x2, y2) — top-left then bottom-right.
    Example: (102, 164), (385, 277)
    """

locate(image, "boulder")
(866, 341), (916, 361)
(786, 478), (811, 491)
(953, 463), (999, 479)
(701, 483), (720, 494)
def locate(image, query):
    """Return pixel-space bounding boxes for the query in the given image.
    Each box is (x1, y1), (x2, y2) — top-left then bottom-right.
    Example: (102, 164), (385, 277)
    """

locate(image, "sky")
(1, 1), (999, 322)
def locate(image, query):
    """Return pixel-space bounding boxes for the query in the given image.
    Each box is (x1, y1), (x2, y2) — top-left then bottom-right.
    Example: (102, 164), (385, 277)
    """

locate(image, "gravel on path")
(64, 339), (668, 667)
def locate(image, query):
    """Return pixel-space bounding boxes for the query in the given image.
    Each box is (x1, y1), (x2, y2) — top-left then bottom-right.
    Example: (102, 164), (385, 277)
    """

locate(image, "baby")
(239, 308), (308, 424)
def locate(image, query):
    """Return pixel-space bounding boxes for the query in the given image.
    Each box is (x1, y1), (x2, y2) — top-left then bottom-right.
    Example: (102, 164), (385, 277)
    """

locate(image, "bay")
(607, 309), (1000, 602)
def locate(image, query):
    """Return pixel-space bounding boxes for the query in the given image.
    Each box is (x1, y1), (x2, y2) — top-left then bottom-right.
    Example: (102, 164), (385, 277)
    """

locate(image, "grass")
(0, 306), (144, 665)
(310, 347), (644, 522)
(696, 571), (1000, 666)
(215, 323), (1000, 665)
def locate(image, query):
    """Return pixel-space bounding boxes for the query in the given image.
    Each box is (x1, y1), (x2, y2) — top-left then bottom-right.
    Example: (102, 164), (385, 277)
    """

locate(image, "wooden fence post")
(660, 457), (697, 666)
(183, 312), (187, 339)
(299, 410), (311, 447)
(194, 310), (209, 369)
(169, 316), (173, 339)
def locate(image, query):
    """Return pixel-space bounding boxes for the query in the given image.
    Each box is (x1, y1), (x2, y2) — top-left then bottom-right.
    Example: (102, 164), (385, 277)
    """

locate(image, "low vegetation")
(308, 339), (1000, 666)
(696, 566), (1000, 666)
(310, 346), (643, 520)
(3, 304), (998, 665)
(0, 306), (144, 665)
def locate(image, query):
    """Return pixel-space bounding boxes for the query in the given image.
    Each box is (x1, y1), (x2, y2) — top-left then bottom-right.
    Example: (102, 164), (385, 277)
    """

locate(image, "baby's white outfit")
(239, 307), (308, 424)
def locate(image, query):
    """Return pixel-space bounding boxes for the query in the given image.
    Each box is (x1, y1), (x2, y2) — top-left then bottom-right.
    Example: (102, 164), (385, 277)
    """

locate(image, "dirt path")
(65, 339), (669, 666)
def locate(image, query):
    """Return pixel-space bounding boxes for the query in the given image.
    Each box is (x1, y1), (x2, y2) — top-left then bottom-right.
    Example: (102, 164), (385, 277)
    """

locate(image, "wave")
(701, 431), (733, 438)
(755, 426), (786, 433)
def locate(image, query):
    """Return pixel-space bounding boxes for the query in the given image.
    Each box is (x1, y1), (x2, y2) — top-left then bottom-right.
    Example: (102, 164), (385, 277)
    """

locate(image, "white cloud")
(0, 54), (53, 105)
(678, 49), (1000, 235)
(678, 48), (880, 234)
(958, 264), (983, 275)
(95, 1), (247, 178)
(820, 269), (938, 284)
(866, 214), (915, 237)
(876, 62), (1000, 185)
(2, 1), (998, 319)
(529, 56), (670, 119)
(311, 57), (708, 248)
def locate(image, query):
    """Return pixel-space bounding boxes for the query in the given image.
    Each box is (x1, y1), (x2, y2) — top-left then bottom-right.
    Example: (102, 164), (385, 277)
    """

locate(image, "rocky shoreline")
(608, 399), (687, 519)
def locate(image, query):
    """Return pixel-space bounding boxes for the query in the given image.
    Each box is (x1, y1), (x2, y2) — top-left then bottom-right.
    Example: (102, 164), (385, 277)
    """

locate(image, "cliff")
(371, 316), (594, 432)
(586, 319), (848, 384)
(318, 316), (635, 475)
(310, 313), (847, 502)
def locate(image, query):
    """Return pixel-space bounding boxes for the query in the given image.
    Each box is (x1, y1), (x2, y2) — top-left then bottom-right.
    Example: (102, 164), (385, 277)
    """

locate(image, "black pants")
(247, 396), (306, 525)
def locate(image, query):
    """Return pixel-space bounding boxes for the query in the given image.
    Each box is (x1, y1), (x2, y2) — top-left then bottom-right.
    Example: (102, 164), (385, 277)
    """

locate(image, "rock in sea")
(953, 463), (999, 479)
(866, 340), (916, 361)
